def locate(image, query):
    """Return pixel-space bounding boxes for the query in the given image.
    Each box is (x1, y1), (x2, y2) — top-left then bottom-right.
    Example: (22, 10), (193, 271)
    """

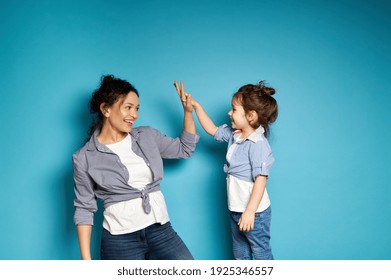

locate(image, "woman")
(72, 75), (198, 260)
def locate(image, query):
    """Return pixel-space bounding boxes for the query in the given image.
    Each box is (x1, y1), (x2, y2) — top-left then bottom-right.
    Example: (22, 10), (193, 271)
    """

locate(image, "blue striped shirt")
(214, 124), (274, 182)
(72, 126), (199, 225)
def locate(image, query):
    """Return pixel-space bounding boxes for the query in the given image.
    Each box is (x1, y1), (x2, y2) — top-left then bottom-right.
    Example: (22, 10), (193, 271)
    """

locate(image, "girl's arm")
(191, 99), (218, 137)
(76, 224), (92, 260)
(238, 175), (267, 232)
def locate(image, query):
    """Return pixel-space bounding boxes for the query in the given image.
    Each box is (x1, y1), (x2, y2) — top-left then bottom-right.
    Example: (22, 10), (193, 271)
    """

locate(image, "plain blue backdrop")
(0, 0), (390, 260)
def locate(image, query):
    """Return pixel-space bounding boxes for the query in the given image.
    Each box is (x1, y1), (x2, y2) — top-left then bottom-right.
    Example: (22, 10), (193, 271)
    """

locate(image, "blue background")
(0, 0), (390, 260)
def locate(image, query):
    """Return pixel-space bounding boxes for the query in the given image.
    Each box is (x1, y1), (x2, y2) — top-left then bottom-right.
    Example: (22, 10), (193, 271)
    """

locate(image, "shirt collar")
(130, 128), (140, 140)
(233, 126), (265, 143)
(86, 127), (141, 151)
(86, 128), (107, 152)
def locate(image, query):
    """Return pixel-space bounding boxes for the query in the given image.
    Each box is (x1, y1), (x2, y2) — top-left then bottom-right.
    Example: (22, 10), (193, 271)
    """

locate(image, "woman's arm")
(73, 152), (97, 260)
(76, 224), (92, 260)
(238, 175), (267, 232)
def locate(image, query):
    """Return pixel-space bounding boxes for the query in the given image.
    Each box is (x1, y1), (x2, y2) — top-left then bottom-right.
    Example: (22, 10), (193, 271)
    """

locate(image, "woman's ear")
(100, 103), (110, 118)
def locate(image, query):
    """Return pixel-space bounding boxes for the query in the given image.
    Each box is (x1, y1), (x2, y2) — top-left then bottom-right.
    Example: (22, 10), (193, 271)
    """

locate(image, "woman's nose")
(130, 110), (138, 118)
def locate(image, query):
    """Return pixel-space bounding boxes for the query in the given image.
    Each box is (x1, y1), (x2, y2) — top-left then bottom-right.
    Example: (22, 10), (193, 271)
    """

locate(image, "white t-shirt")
(103, 134), (169, 234)
(226, 174), (270, 212)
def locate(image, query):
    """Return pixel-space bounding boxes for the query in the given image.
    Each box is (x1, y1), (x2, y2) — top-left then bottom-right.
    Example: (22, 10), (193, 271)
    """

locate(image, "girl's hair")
(233, 81), (278, 138)
(88, 74), (138, 136)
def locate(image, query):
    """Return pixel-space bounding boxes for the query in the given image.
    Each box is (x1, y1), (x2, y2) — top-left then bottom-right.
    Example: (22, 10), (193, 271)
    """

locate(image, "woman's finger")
(174, 81), (181, 97)
(180, 81), (186, 102)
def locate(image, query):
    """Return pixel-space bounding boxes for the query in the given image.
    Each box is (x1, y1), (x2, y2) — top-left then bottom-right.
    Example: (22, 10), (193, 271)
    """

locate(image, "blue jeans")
(230, 207), (273, 260)
(100, 222), (194, 260)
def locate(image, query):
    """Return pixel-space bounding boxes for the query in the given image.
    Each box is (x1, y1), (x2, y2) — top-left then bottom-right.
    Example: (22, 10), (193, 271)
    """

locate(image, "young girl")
(189, 81), (278, 260)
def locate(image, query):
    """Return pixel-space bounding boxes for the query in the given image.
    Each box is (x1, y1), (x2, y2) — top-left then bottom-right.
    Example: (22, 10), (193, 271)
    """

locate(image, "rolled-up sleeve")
(214, 124), (234, 143)
(150, 127), (200, 159)
(249, 140), (275, 180)
(178, 130), (200, 157)
(73, 152), (97, 225)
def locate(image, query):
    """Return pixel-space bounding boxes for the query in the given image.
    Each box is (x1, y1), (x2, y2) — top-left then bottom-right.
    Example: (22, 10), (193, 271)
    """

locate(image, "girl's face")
(228, 98), (251, 131)
(104, 91), (139, 134)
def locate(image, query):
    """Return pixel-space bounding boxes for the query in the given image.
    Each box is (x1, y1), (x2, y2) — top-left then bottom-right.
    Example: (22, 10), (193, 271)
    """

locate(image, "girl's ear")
(100, 103), (110, 118)
(247, 110), (258, 125)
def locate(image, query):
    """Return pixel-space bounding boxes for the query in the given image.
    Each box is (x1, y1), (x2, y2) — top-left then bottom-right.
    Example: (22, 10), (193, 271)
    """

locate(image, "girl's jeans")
(100, 222), (193, 260)
(230, 207), (274, 260)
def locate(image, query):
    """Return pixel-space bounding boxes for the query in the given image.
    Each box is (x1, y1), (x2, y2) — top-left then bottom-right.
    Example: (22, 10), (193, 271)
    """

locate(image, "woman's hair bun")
(102, 74), (115, 83)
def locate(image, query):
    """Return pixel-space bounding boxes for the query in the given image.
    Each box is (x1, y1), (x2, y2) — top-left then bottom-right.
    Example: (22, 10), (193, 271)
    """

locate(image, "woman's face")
(104, 91), (139, 134)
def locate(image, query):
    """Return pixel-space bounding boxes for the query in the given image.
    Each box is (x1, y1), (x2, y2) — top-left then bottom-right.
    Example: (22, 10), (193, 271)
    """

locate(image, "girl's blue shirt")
(214, 124), (275, 182)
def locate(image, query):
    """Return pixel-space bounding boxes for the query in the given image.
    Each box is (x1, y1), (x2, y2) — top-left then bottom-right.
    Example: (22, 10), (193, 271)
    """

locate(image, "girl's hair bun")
(257, 81), (276, 96)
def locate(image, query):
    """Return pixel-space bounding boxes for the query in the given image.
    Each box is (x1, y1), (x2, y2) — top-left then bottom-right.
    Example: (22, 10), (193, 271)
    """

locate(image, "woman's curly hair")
(88, 75), (138, 136)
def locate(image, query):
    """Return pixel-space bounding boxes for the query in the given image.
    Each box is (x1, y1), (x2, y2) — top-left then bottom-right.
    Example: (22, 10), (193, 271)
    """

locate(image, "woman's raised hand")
(174, 80), (193, 113)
